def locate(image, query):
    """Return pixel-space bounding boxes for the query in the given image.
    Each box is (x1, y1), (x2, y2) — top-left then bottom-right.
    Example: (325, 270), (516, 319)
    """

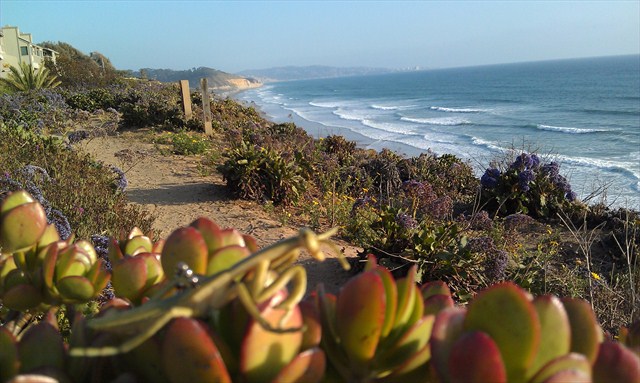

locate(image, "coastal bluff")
(133, 66), (261, 91)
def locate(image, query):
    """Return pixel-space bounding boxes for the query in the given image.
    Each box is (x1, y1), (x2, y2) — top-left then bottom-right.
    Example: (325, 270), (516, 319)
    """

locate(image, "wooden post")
(200, 78), (213, 136)
(178, 80), (192, 120)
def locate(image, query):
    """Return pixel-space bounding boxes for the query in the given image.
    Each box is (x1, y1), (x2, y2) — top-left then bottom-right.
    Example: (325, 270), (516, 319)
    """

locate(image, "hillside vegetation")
(133, 67), (261, 90)
(0, 44), (638, 381)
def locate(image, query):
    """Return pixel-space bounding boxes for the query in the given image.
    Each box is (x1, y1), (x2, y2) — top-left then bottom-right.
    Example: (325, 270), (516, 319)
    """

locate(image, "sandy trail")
(81, 131), (358, 295)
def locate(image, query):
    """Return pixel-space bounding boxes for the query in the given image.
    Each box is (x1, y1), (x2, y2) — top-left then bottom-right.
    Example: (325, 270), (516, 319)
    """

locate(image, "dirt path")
(81, 130), (359, 295)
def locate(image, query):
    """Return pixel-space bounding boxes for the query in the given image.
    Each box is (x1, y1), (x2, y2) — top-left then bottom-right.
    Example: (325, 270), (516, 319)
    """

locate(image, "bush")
(0, 123), (155, 240)
(0, 89), (73, 134)
(480, 152), (580, 217)
(218, 140), (306, 205)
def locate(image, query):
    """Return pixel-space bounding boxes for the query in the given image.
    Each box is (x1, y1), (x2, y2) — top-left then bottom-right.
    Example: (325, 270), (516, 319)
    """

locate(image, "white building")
(0, 26), (57, 79)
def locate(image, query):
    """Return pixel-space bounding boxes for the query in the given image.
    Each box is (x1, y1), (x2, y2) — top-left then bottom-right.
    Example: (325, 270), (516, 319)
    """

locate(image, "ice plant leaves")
(161, 226), (209, 275)
(447, 331), (507, 383)
(562, 298), (603, 364)
(162, 318), (231, 383)
(0, 190), (47, 253)
(463, 282), (540, 382)
(530, 295), (571, 374)
(335, 270), (386, 370)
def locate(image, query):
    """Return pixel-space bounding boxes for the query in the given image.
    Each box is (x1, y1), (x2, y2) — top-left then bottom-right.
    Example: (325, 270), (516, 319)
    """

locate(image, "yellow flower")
(591, 272), (601, 281)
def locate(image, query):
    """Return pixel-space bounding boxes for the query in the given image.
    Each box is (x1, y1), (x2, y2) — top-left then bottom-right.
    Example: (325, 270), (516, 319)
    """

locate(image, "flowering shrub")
(0, 89), (73, 134)
(480, 152), (579, 217)
(0, 123), (154, 240)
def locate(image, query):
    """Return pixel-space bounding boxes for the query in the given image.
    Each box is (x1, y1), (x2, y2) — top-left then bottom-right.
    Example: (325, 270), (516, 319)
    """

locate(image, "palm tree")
(0, 61), (61, 93)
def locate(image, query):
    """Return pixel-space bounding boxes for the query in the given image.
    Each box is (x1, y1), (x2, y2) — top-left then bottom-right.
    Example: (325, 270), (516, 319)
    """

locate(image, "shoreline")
(230, 88), (428, 159)
(228, 84), (640, 211)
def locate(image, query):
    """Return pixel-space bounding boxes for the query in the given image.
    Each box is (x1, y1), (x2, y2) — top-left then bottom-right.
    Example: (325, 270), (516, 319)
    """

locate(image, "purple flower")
(504, 213), (535, 231)
(485, 250), (509, 281)
(541, 162), (560, 178)
(91, 234), (112, 271)
(395, 212), (418, 230)
(518, 169), (535, 192)
(48, 208), (71, 240)
(481, 168), (501, 189)
(67, 130), (90, 144)
(468, 236), (497, 254)
(109, 165), (128, 192)
(530, 154), (541, 169)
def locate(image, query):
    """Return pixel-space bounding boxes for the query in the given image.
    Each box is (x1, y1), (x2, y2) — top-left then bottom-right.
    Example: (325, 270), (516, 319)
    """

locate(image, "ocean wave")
(470, 137), (508, 153)
(309, 101), (345, 108)
(536, 124), (611, 134)
(333, 109), (364, 121)
(430, 106), (487, 113)
(371, 104), (417, 111)
(400, 116), (471, 126)
(556, 154), (640, 185)
(371, 104), (400, 110)
(361, 119), (412, 134)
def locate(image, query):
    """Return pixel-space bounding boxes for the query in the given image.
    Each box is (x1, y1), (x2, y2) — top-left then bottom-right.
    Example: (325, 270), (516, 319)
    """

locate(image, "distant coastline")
(234, 55), (640, 210)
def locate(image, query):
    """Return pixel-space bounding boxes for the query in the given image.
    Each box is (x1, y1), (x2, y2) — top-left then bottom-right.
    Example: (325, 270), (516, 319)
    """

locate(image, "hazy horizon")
(2, 1), (639, 74)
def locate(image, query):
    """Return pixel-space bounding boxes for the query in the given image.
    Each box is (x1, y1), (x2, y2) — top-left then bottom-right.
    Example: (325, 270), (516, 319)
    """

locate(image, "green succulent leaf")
(463, 282), (540, 382)
(375, 315), (435, 373)
(112, 257), (148, 301)
(335, 270), (386, 370)
(162, 318), (231, 383)
(530, 295), (571, 374)
(0, 328), (19, 382)
(2, 283), (42, 311)
(18, 321), (65, 373)
(270, 347), (326, 383)
(562, 298), (603, 364)
(0, 201), (47, 253)
(529, 353), (591, 383)
(57, 275), (95, 302)
(430, 307), (467, 383)
(240, 291), (303, 383)
(207, 245), (250, 276)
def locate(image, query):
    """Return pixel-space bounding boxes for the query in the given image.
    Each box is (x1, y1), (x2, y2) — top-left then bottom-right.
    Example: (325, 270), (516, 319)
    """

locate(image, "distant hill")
(237, 65), (396, 82)
(132, 67), (261, 90)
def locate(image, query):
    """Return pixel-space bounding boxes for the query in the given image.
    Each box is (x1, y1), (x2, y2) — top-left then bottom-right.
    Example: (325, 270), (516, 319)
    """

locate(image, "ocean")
(237, 55), (640, 210)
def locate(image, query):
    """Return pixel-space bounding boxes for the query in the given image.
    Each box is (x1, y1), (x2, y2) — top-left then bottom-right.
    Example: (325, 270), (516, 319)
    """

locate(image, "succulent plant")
(430, 282), (640, 383)
(107, 227), (165, 304)
(314, 255), (444, 382)
(42, 239), (111, 304)
(1, 190), (638, 382)
(0, 190), (110, 310)
(161, 217), (257, 278)
(0, 190), (48, 253)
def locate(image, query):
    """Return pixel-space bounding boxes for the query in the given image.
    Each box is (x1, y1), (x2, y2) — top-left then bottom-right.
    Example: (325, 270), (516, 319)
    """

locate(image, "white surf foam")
(537, 124), (610, 134)
(430, 106), (488, 113)
(400, 116), (471, 126)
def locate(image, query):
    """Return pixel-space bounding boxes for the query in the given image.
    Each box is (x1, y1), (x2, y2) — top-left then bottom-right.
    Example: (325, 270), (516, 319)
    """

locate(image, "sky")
(2, 1), (639, 74)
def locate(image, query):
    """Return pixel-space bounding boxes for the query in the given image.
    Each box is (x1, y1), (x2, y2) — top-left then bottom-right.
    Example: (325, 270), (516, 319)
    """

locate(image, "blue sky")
(2, 1), (639, 73)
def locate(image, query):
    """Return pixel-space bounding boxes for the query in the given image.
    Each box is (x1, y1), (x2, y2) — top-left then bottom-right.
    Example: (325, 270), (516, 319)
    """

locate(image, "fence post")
(178, 80), (192, 120)
(201, 78), (213, 136)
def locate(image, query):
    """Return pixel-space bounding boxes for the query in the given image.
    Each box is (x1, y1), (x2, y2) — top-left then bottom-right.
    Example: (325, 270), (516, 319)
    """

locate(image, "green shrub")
(155, 130), (211, 155)
(219, 140), (306, 205)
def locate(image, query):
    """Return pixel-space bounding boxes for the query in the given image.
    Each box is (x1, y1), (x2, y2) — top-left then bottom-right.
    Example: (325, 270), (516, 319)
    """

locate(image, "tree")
(0, 61), (61, 93)
(40, 42), (120, 88)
